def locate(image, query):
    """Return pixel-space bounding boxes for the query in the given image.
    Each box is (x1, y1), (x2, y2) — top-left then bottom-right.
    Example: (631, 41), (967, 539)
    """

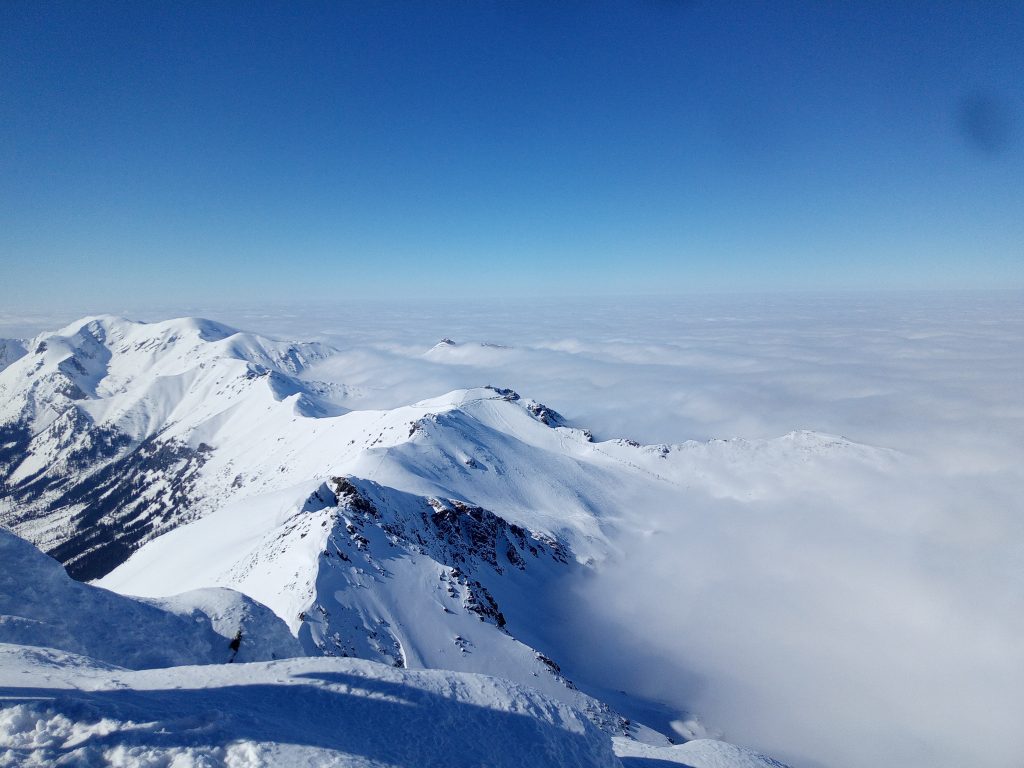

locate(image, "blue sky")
(1, 1), (1021, 306)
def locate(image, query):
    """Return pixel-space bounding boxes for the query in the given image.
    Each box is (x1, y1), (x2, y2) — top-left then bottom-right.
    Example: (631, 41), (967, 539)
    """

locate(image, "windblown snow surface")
(0, 645), (618, 768)
(2, 292), (1022, 768)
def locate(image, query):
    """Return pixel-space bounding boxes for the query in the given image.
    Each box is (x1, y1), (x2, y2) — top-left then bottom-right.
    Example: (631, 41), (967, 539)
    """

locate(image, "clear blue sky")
(1, 1), (1021, 306)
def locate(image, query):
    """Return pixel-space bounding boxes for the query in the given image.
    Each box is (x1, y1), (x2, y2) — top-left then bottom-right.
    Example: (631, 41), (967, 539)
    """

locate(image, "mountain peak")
(49, 314), (239, 345)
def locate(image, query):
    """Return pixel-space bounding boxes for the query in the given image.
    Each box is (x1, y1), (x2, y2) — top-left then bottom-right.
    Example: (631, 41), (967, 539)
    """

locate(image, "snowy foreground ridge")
(0, 528), (788, 767)
(0, 316), (817, 765)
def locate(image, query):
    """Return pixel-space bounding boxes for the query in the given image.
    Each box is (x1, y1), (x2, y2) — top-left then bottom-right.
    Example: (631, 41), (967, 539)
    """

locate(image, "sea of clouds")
(4, 291), (1022, 768)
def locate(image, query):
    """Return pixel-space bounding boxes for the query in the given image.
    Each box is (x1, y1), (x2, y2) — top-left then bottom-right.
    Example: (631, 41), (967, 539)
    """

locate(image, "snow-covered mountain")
(96, 474), (625, 733)
(1, 314), (877, 763)
(0, 315), (336, 579)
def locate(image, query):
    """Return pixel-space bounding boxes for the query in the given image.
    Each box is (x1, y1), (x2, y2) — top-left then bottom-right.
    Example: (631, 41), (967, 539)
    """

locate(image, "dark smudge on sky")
(959, 92), (1016, 156)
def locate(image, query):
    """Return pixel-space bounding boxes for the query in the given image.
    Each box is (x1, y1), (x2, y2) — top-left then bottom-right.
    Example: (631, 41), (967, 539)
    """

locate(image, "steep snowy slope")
(0, 341), (25, 374)
(0, 645), (619, 768)
(0, 527), (300, 667)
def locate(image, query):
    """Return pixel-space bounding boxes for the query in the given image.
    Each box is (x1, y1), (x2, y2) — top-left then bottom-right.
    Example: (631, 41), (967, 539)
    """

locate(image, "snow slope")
(613, 737), (791, 768)
(0, 527), (300, 667)
(0, 645), (619, 768)
(0, 341), (24, 375)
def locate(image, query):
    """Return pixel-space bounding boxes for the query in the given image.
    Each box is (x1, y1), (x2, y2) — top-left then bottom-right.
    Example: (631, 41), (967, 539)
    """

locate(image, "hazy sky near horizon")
(1, 1), (1022, 306)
